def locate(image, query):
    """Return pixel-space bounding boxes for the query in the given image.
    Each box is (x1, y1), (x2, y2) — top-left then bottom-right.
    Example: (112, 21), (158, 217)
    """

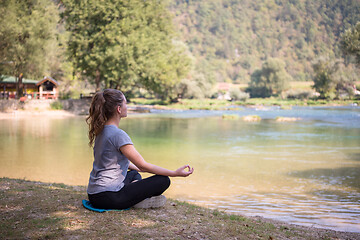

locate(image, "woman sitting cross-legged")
(86, 89), (194, 209)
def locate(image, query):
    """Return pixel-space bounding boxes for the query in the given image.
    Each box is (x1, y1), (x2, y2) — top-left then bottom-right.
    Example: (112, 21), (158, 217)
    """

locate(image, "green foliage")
(248, 58), (292, 98)
(312, 57), (357, 99)
(175, 71), (213, 99)
(176, 78), (205, 99)
(1, 0), (359, 100)
(50, 101), (63, 110)
(169, 0), (360, 83)
(341, 22), (360, 66)
(229, 88), (250, 101)
(312, 57), (338, 99)
(283, 89), (315, 100)
(61, 0), (191, 99)
(0, 0), (59, 97)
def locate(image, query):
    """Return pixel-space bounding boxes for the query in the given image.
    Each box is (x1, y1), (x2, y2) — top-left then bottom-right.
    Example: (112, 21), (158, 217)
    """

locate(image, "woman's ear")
(117, 106), (122, 114)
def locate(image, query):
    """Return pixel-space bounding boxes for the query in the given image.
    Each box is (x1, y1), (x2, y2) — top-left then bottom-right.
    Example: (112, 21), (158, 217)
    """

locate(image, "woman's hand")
(122, 144), (194, 177)
(174, 165), (194, 177)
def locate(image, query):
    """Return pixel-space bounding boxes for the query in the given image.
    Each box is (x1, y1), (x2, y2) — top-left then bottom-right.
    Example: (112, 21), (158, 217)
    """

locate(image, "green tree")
(0, 0), (59, 98)
(170, 0), (360, 84)
(312, 57), (357, 99)
(247, 58), (291, 98)
(312, 57), (337, 99)
(341, 22), (360, 66)
(62, 0), (190, 99)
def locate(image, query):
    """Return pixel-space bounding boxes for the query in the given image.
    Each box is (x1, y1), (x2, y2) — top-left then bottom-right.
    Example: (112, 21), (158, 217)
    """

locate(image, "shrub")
(229, 88), (250, 101)
(284, 89), (315, 100)
(50, 101), (63, 110)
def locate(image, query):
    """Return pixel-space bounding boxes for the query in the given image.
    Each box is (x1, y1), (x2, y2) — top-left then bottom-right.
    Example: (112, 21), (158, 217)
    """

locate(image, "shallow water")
(0, 106), (359, 232)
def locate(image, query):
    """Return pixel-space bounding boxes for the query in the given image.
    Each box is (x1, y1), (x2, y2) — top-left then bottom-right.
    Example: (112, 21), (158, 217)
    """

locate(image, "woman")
(86, 89), (194, 209)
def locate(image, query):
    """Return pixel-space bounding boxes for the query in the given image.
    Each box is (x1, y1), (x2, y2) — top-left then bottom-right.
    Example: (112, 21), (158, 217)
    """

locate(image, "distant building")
(35, 77), (59, 99)
(0, 76), (59, 99)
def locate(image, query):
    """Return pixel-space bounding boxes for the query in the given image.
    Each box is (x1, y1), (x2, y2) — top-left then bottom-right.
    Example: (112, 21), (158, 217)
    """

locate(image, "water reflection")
(290, 166), (360, 190)
(0, 117), (92, 186)
(0, 106), (359, 232)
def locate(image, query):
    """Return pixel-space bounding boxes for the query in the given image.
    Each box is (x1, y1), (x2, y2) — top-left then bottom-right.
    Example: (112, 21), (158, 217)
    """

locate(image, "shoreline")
(0, 100), (359, 120)
(1, 177), (359, 239)
(0, 109), (79, 119)
(1, 97), (359, 116)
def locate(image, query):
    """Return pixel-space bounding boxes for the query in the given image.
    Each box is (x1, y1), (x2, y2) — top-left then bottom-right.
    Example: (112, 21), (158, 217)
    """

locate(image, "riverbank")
(0, 110), (77, 119)
(1, 178), (359, 239)
(130, 98), (360, 110)
(1, 98), (359, 117)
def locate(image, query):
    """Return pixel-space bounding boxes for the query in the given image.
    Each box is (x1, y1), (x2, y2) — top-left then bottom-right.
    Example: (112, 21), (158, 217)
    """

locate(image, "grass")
(1, 178), (359, 240)
(222, 114), (240, 120)
(129, 97), (360, 111)
(289, 81), (314, 90)
(130, 98), (231, 110)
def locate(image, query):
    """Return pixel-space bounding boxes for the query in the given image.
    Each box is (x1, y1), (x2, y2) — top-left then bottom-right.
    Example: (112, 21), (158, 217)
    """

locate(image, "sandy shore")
(0, 105), (154, 119)
(0, 110), (79, 119)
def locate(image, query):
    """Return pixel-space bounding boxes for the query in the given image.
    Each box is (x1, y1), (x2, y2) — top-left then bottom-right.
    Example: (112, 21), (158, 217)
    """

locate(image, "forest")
(0, 0), (359, 100)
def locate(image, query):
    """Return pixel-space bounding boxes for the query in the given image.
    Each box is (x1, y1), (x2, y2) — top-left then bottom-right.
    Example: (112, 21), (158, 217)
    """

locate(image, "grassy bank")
(1, 178), (359, 239)
(129, 98), (360, 111)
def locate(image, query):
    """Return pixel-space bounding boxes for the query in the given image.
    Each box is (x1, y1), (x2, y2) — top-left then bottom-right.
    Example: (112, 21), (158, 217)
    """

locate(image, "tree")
(174, 49), (214, 99)
(340, 22), (360, 66)
(170, 0), (360, 84)
(312, 57), (337, 99)
(61, 0), (191, 99)
(312, 57), (357, 99)
(0, 0), (59, 98)
(247, 58), (291, 98)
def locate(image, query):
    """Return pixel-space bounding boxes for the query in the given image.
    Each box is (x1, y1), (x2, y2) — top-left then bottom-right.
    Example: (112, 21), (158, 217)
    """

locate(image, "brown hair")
(86, 89), (125, 147)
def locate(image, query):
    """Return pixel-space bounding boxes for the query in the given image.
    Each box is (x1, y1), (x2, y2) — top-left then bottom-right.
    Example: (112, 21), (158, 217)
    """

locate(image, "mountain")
(169, 0), (360, 84)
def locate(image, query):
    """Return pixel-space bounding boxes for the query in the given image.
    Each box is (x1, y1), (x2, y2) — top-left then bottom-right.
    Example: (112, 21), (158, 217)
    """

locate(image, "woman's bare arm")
(128, 162), (141, 172)
(120, 144), (194, 177)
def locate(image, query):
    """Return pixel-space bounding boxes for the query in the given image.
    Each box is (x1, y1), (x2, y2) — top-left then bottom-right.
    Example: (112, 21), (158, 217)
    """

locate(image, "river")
(0, 105), (359, 232)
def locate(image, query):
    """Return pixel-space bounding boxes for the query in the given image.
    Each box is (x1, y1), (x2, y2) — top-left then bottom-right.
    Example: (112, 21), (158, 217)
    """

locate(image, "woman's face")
(120, 95), (127, 118)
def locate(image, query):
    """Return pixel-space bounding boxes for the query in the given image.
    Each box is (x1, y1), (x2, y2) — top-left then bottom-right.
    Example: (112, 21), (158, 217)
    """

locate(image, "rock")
(242, 115), (261, 122)
(275, 117), (301, 122)
(222, 114), (240, 120)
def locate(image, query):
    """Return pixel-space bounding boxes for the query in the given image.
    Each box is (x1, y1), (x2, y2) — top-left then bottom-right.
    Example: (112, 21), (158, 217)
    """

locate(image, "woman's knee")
(156, 175), (171, 190)
(132, 171), (142, 181)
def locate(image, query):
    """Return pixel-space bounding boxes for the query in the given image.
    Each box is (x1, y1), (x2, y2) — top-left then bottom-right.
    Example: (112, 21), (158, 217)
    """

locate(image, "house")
(35, 76), (59, 99)
(0, 76), (59, 99)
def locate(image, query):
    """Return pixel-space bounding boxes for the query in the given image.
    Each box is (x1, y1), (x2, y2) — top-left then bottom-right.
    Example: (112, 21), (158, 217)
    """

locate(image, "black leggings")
(88, 170), (171, 210)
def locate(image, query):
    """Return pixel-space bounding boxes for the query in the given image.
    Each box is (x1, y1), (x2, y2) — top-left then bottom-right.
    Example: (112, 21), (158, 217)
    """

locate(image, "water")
(0, 106), (359, 232)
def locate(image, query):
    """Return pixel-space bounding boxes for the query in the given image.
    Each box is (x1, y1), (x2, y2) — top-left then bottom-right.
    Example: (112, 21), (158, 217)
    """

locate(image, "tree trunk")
(95, 69), (101, 91)
(16, 73), (23, 99)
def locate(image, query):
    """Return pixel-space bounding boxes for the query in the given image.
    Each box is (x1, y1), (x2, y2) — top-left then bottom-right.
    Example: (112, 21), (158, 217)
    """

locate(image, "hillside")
(169, 0), (360, 84)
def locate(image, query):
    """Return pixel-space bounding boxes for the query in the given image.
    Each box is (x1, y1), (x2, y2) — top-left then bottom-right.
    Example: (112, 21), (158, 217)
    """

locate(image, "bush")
(229, 88), (250, 101)
(50, 101), (63, 110)
(284, 89), (315, 100)
(312, 57), (357, 99)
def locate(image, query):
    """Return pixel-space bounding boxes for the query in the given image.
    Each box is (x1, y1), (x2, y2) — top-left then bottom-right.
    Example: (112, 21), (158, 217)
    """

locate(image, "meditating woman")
(86, 89), (194, 209)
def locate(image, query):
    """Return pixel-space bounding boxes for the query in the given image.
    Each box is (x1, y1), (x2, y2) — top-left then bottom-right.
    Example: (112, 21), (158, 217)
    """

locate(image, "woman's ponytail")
(86, 89), (124, 147)
(86, 92), (106, 147)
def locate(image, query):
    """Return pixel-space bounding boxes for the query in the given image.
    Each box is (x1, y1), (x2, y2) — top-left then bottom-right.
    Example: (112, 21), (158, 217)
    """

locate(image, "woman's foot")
(133, 195), (166, 208)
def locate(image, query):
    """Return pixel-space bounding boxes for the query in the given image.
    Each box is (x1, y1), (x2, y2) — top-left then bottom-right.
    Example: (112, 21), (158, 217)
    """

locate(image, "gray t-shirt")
(87, 125), (133, 194)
